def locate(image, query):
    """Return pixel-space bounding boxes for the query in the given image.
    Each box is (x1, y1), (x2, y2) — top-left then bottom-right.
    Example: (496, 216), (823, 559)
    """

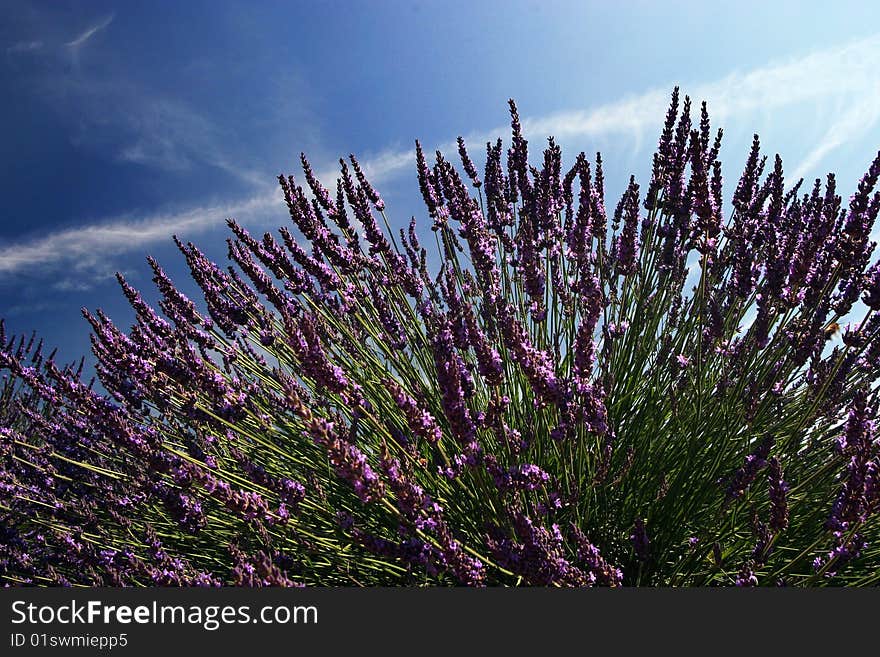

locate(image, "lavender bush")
(3, 90), (880, 586)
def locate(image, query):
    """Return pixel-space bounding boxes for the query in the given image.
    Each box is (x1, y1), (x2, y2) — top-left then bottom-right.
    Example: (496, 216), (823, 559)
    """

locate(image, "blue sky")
(3, 0), (880, 369)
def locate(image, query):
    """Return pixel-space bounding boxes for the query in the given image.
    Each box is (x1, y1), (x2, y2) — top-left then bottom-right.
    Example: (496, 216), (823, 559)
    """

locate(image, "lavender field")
(2, 90), (879, 586)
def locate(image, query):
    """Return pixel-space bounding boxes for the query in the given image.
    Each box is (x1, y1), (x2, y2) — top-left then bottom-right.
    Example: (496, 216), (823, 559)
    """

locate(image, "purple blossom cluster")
(724, 436), (774, 504)
(3, 90), (880, 586)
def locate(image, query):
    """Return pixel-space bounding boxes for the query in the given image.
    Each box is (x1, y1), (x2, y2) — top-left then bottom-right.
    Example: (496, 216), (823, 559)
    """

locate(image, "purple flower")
(496, 302), (561, 407)
(349, 153), (385, 211)
(862, 261), (880, 309)
(486, 457), (551, 492)
(630, 518), (650, 563)
(735, 563), (758, 587)
(724, 436), (774, 504)
(487, 513), (593, 586)
(384, 379), (442, 445)
(827, 391), (878, 533)
(456, 136), (482, 188)
(767, 457), (789, 532)
(615, 177), (641, 276)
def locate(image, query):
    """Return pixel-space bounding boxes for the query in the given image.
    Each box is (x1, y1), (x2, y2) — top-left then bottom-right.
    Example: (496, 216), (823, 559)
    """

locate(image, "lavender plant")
(3, 90), (880, 586)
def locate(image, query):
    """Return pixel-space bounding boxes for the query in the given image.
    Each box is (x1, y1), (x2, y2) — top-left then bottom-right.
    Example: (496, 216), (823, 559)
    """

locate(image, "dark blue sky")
(3, 0), (880, 371)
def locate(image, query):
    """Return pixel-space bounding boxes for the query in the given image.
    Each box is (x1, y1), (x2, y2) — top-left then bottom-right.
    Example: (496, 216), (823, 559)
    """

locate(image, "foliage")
(3, 90), (880, 586)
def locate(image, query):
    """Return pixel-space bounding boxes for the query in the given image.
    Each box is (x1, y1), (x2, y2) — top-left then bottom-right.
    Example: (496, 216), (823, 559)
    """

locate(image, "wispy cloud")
(43, 73), (266, 185)
(352, 33), (880, 185)
(7, 40), (43, 54)
(7, 12), (266, 201)
(1, 300), (58, 318)
(65, 14), (114, 50)
(790, 93), (880, 182)
(103, 95), (266, 184)
(31, 13), (243, 181)
(0, 190), (281, 277)
(3, 33), (880, 281)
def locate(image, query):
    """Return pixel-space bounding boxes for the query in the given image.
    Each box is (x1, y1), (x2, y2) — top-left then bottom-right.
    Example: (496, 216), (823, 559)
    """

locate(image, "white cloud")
(10, 13), (260, 184)
(0, 189), (281, 277)
(107, 96), (266, 184)
(349, 33), (880, 185)
(65, 14), (114, 49)
(790, 93), (880, 182)
(2, 300), (57, 317)
(3, 33), (880, 281)
(50, 76), (266, 185)
(7, 40), (43, 54)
